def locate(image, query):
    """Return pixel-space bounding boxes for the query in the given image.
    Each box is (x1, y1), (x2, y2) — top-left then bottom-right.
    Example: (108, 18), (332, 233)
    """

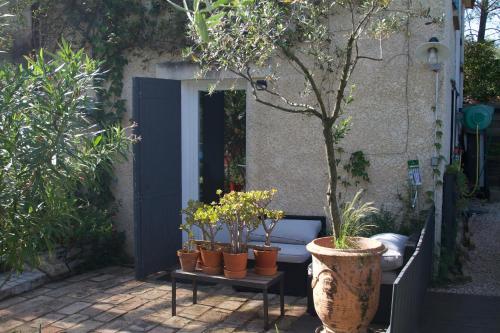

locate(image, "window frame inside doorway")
(181, 79), (248, 241)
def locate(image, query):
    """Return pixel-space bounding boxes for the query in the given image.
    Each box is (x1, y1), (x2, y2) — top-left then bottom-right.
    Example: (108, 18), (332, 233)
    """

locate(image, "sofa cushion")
(249, 219), (322, 245)
(371, 233), (408, 271)
(248, 242), (311, 264)
(380, 249), (404, 271)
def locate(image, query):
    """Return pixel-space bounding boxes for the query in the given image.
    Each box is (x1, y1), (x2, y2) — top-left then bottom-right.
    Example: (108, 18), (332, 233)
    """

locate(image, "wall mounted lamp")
(415, 37), (450, 72)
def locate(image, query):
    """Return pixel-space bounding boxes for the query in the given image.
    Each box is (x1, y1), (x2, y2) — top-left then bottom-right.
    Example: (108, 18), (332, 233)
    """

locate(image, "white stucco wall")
(113, 2), (460, 257)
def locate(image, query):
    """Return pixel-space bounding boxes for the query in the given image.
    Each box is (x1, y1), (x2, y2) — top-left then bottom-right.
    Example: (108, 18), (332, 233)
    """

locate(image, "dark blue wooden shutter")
(133, 77), (182, 279)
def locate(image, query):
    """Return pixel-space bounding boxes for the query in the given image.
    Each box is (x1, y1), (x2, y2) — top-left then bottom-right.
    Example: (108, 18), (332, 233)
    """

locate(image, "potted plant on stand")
(306, 190), (385, 333)
(216, 190), (260, 279)
(194, 202), (225, 275)
(177, 217), (199, 272)
(250, 189), (284, 276)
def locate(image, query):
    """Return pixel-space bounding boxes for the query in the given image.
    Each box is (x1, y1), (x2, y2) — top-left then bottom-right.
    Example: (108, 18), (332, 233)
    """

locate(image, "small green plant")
(182, 200), (221, 251)
(179, 218), (197, 253)
(251, 189), (284, 247)
(215, 189), (282, 253)
(335, 190), (378, 249)
(343, 151), (371, 186)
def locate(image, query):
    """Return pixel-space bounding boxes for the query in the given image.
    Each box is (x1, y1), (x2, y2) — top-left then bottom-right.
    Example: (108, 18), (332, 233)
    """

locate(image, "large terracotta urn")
(306, 237), (385, 333)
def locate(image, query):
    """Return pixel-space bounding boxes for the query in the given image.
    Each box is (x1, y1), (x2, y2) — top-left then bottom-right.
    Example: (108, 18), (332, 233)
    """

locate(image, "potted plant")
(250, 189), (284, 276)
(306, 190), (386, 333)
(216, 190), (261, 279)
(177, 219), (199, 272)
(193, 201), (225, 275)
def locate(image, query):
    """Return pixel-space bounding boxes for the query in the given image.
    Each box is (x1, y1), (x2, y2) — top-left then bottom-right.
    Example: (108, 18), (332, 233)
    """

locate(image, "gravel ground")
(432, 200), (500, 296)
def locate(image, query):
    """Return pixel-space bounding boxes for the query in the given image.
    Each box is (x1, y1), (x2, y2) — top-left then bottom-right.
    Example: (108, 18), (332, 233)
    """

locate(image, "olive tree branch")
(232, 69), (322, 118)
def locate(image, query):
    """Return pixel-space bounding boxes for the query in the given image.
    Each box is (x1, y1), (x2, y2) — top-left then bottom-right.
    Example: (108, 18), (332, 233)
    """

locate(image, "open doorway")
(199, 90), (246, 204)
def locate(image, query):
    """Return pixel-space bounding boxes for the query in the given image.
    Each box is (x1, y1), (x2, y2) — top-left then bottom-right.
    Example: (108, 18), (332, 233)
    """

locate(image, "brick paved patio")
(0, 266), (320, 333)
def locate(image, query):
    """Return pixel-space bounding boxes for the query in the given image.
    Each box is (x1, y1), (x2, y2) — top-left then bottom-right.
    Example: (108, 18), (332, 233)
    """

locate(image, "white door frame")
(155, 63), (248, 241)
(181, 80), (247, 223)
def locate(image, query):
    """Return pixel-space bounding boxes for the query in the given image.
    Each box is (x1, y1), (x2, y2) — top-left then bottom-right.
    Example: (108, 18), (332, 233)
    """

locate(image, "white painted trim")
(156, 62), (269, 81)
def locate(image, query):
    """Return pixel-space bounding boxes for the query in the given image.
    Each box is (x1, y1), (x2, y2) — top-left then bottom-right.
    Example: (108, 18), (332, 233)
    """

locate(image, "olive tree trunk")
(323, 122), (342, 239)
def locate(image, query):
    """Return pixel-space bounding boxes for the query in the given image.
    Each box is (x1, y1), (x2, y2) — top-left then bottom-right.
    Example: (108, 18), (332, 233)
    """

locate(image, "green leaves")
(336, 190), (377, 249)
(0, 43), (133, 273)
(464, 41), (500, 102)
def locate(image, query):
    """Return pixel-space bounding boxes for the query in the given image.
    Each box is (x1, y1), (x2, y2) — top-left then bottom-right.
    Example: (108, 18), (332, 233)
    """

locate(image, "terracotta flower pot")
(177, 250), (200, 272)
(306, 237), (385, 333)
(200, 248), (223, 268)
(199, 248), (223, 275)
(253, 247), (279, 276)
(223, 252), (248, 278)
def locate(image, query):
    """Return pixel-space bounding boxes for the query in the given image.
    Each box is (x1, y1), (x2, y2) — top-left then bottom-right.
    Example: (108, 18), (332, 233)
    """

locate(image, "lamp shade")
(415, 38), (450, 64)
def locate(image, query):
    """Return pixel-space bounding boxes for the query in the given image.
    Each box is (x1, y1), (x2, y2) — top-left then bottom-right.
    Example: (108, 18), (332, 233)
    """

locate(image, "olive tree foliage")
(168, 0), (424, 240)
(0, 42), (134, 274)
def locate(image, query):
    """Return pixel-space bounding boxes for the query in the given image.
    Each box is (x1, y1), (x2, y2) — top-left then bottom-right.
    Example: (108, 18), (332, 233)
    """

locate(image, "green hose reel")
(463, 104), (494, 131)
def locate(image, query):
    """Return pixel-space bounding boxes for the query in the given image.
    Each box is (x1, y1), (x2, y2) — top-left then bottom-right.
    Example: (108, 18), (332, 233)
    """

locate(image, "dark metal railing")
(387, 206), (435, 333)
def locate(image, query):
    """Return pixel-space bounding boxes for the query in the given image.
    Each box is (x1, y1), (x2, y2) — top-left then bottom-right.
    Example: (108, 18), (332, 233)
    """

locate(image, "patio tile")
(79, 303), (115, 317)
(52, 313), (89, 329)
(0, 267), (314, 333)
(195, 308), (231, 324)
(0, 296), (27, 309)
(57, 301), (92, 315)
(0, 319), (24, 333)
(28, 312), (66, 328)
(9, 295), (64, 321)
(5, 324), (39, 333)
(126, 319), (157, 332)
(94, 318), (129, 333)
(101, 294), (135, 305)
(94, 307), (127, 322)
(139, 289), (169, 300)
(28, 287), (53, 297)
(147, 325), (176, 333)
(106, 281), (145, 294)
(69, 319), (104, 332)
(215, 300), (244, 311)
(198, 295), (228, 307)
(115, 297), (148, 311)
(176, 320), (208, 333)
(203, 325), (237, 333)
(177, 304), (211, 319)
(162, 316), (191, 329)
(83, 292), (114, 303)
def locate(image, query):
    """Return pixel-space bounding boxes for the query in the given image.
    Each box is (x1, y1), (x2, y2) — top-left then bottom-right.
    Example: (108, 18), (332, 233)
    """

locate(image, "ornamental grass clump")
(335, 190), (377, 249)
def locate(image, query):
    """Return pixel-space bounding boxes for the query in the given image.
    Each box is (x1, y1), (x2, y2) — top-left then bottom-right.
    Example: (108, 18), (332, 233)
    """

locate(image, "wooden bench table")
(171, 269), (285, 330)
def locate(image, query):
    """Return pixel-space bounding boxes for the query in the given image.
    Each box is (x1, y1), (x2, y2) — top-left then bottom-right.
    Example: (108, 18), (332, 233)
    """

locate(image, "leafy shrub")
(0, 41), (134, 273)
(464, 41), (500, 102)
(359, 208), (399, 237)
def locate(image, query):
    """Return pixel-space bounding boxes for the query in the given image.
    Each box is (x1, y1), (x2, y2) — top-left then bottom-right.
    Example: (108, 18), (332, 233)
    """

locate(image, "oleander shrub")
(0, 41), (134, 273)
